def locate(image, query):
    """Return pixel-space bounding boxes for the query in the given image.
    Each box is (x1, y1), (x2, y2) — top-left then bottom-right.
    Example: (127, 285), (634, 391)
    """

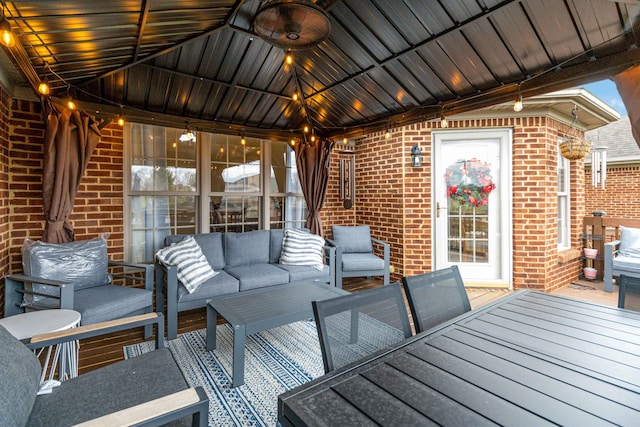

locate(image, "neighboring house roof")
(585, 117), (640, 164)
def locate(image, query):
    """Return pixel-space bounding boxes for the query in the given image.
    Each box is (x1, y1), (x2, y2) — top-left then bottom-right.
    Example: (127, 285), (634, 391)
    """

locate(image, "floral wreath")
(444, 159), (496, 207)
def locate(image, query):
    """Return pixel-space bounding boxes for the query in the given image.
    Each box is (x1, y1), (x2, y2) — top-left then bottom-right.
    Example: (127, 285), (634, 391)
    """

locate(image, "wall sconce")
(411, 144), (422, 167)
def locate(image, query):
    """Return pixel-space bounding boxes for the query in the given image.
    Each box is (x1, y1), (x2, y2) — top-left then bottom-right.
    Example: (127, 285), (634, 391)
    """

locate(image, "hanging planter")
(559, 104), (591, 160)
(560, 136), (591, 160)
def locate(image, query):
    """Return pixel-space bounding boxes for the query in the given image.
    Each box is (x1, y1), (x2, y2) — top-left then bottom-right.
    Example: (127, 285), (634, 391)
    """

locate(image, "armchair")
(4, 237), (154, 338)
(0, 312), (208, 427)
(327, 225), (390, 289)
(604, 226), (640, 293)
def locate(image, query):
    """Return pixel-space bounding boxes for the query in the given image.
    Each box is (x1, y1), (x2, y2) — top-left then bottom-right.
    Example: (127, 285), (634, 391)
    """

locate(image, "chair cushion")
(177, 270), (240, 303)
(224, 263), (289, 291)
(22, 237), (112, 303)
(28, 348), (191, 427)
(619, 226), (640, 257)
(156, 235), (218, 293)
(613, 256), (640, 274)
(341, 253), (385, 271)
(279, 229), (324, 270)
(332, 225), (373, 253)
(74, 285), (153, 325)
(224, 230), (270, 267)
(275, 263), (330, 282)
(269, 229), (285, 264)
(0, 325), (41, 427)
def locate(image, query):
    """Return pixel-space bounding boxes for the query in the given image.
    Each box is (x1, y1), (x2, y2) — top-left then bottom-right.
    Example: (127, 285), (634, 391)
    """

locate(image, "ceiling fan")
(253, 0), (331, 50)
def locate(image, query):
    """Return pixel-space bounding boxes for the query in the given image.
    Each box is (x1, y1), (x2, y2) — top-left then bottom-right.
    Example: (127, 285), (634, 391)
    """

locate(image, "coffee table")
(206, 281), (349, 387)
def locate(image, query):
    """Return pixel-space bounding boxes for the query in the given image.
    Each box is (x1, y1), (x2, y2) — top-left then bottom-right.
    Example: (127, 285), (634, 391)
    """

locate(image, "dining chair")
(312, 281), (412, 373)
(402, 265), (471, 333)
(617, 274), (640, 312)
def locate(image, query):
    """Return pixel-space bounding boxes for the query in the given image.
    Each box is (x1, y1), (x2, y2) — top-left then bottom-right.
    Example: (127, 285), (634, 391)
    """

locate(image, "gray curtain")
(42, 103), (101, 243)
(294, 138), (335, 237)
(613, 64), (640, 147)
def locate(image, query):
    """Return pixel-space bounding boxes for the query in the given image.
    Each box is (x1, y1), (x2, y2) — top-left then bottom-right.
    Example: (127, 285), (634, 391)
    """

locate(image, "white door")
(433, 129), (511, 287)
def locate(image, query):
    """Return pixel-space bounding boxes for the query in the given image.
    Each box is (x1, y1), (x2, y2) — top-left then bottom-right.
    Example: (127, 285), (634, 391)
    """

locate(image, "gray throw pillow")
(332, 225), (373, 253)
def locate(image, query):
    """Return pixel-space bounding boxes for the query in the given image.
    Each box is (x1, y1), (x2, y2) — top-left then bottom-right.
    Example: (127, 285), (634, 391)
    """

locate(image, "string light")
(292, 93), (298, 101)
(38, 79), (49, 96)
(0, 4), (15, 48)
(117, 116), (125, 126)
(513, 94), (523, 112)
(241, 135), (246, 145)
(385, 122), (390, 139)
(303, 125), (309, 133)
(440, 113), (448, 128)
(67, 99), (76, 110)
(285, 51), (293, 65)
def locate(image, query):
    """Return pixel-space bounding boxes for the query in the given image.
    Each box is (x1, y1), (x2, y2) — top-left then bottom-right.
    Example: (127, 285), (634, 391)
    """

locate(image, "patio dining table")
(278, 290), (640, 426)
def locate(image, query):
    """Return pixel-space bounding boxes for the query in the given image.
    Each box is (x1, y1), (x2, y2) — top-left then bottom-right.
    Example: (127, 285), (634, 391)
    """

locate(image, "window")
(558, 146), (570, 250)
(125, 124), (307, 263)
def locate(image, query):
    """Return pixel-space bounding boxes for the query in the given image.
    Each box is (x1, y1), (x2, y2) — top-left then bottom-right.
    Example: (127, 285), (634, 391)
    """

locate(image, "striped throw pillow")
(279, 229), (324, 271)
(156, 235), (218, 293)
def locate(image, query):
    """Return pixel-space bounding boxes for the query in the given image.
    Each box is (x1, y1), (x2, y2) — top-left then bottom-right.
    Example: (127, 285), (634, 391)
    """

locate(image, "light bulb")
(311, 135), (316, 142)
(513, 95), (523, 112)
(303, 125), (309, 133)
(440, 114), (448, 128)
(385, 130), (390, 139)
(343, 137), (347, 144)
(285, 52), (293, 65)
(0, 20), (15, 48)
(241, 137), (246, 145)
(117, 116), (125, 126)
(67, 99), (76, 110)
(292, 93), (298, 101)
(38, 81), (49, 96)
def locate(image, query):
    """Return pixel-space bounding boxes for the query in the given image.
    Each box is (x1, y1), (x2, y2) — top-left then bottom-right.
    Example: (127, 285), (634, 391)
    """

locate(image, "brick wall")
(585, 165), (640, 218)
(324, 116), (586, 291)
(1, 98), (126, 316)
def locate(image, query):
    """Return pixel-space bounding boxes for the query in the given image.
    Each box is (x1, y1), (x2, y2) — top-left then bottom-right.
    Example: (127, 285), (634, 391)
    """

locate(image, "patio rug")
(123, 320), (324, 426)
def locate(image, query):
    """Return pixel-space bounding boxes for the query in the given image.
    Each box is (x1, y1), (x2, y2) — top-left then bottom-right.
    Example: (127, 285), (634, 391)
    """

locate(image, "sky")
(581, 79), (627, 116)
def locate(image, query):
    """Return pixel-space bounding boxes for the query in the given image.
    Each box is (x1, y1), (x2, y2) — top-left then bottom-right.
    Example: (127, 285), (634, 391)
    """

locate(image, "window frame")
(557, 145), (571, 251)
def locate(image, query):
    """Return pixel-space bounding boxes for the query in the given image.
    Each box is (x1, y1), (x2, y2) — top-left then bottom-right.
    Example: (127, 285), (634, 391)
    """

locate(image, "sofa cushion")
(341, 253), (385, 271)
(0, 325), (41, 427)
(164, 233), (225, 270)
(224, 230), (270, 267)
(28, 348), (191, 427)
(269, 229), (285, 264)
(156, 235), (218, 293)
(74, 285), (153, 325)
(177, 270), (240, 303)
(280, 229), (324, 270)
(275, 263), (330, 282)
(22, 237), (112, 304)
(224, 263), (289, 291)
(332, 225), (373, 253)
(619, 226), (640, 257)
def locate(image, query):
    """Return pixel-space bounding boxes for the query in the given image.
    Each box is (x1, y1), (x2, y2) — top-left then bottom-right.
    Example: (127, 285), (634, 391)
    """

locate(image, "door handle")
(436, 201), (447, 218)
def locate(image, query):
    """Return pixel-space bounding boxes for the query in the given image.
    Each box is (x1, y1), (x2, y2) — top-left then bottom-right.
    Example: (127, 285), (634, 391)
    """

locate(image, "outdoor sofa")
(155, 228), (335, 339)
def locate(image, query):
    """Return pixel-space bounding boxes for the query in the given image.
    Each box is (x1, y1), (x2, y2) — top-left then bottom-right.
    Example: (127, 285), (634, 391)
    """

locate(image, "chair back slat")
(402, 266), (471, 333)
(618, 274), (640, 312)
(312, 282), (412, 373)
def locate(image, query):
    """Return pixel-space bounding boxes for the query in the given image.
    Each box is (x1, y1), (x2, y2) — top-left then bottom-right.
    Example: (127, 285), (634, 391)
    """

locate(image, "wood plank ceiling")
(2, 0), (639, 141)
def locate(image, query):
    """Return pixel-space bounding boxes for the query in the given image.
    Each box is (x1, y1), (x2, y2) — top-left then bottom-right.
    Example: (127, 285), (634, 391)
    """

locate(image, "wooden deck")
(76, 277), (618, 375)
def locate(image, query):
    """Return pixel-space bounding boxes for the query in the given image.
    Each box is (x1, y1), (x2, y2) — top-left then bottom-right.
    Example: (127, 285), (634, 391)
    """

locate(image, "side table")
(0, 309), (81, 384)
